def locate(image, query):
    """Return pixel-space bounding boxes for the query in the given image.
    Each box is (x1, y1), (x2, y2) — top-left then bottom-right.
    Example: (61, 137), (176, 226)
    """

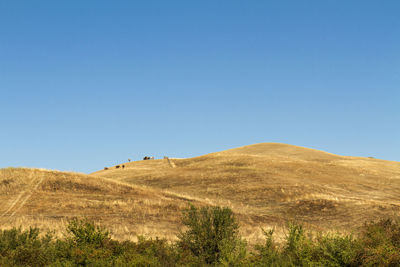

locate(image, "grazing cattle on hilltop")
(104, 167), (108, 170)
(143, 156), (150, 160)
(122, 165), (125, 169)
(116, 165), (120, 169)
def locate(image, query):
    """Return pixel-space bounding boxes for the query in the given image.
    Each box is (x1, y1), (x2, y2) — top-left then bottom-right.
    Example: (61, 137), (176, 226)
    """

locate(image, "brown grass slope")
(0, 167), (204, 241)
(93, 143), (400, 241)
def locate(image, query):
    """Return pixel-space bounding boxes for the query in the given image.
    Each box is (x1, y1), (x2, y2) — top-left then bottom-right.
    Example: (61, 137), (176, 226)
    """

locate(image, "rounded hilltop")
(214, 142), (342, 161)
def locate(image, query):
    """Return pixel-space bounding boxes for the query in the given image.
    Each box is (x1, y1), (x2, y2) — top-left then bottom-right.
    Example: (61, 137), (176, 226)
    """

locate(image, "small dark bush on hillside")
(178, 204), (247, 265)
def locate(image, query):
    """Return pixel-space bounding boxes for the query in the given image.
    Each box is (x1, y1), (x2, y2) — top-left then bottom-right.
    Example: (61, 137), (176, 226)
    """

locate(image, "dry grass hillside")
(93, 143), (400, 242)
(2, 143), (399, 245)
(0, 167), (205, 241)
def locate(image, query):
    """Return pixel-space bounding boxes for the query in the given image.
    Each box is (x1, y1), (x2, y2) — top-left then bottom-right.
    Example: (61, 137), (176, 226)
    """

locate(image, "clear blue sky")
(1, 1), (399, 173)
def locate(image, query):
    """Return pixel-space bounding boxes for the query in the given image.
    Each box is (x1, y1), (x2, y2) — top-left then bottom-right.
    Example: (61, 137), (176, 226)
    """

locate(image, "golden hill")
(93, 143), (400, 240)
(1, 143), (399, 245)
(0, 167), (205, 241)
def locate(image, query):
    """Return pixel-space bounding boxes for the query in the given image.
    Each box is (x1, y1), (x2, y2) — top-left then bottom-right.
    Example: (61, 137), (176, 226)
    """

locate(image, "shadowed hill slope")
(93, 143), (400, 237)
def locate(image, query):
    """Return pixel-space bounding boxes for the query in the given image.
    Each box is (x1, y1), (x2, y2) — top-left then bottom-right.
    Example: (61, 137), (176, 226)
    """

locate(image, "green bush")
(0, 209), (399, 266)
(66, 218), (110, 248)
(314, 234), (357, 267)
(0, 227), (40, 252)
(252, 224), (358, 267)
(0, 227), (54, 266)
(121, 236), (179, 266)
(177, 204), (246, 265)
(283, 222), (316, 266)
(252, 229), (284, 266)
(353, 218), (400, 266)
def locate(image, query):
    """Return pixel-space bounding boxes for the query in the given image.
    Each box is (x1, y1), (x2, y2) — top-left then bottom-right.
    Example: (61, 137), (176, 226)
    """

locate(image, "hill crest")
(213, 143), (342, 161)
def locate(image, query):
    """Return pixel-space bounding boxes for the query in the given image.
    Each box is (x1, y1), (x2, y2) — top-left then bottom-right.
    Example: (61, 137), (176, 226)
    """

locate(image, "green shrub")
(1, 209), (398, 266)
(252, 229), (284, 266)
(314, 233), (357, 267)
(282, 222), (315, 265)
(353, 219), (400, 266)
(0, 227), (40, 252)
(177, 204), (246, 265)
(218, 237), (249, 266)
(0, 227), (54, 266)
(127, 236), (179, 266)
(282, 223), (362, 266)
(66, 218), (110, 248)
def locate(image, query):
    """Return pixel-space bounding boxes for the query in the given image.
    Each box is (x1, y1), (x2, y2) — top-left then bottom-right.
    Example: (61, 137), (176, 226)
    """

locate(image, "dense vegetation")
(1, 205), (399, 266)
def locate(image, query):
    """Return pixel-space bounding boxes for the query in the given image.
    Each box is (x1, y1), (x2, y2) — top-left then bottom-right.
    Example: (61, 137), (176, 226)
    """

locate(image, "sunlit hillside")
(1, 143), (399, 245)
(0, 168), (204, 241)
(93, 143), (400, 237)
